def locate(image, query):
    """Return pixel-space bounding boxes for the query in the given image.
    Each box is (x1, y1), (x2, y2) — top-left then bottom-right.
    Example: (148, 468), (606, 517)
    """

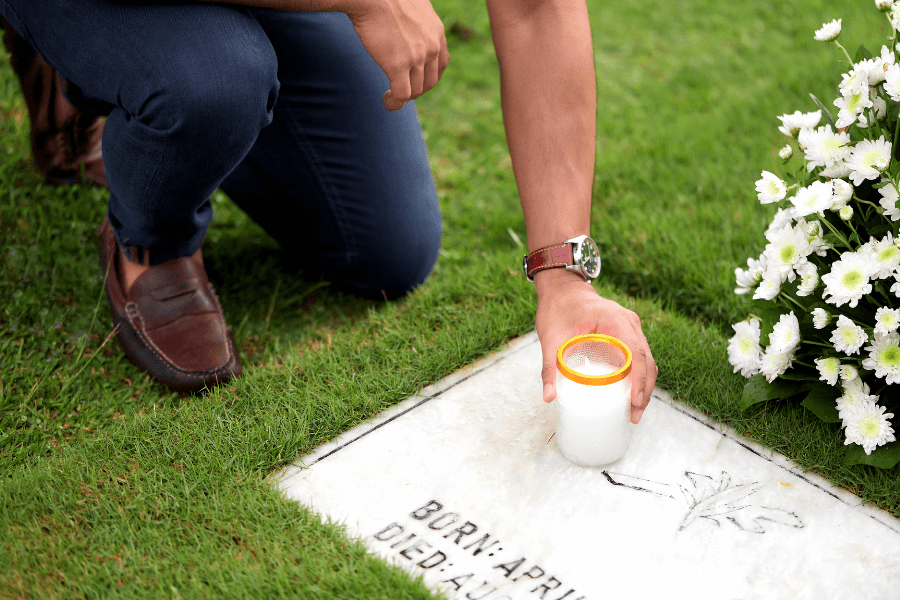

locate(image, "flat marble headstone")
(273, 332), (900, 600)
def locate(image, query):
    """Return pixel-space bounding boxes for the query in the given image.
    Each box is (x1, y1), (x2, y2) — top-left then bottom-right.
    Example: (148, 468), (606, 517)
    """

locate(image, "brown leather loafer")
(98, 219), (242, 392)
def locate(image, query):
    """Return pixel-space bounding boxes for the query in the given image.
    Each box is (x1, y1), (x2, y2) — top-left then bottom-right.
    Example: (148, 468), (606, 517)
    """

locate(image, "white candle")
(555, 357), (631, 467)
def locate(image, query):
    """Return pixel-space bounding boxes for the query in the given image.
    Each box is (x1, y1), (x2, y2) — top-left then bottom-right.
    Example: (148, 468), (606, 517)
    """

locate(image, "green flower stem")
(818, 215), (853, 250)
(855, 198), (882, 211)
(841, 312), (873, 330)
(779, 291), (807, 312)
(845, 217), (860, 240)
(875, 280), (893, 303)
(893, 109), (900, 152)
(834, 40), (854, 66)
(792, 359), (816, 369)
(803, 339), (837, 349)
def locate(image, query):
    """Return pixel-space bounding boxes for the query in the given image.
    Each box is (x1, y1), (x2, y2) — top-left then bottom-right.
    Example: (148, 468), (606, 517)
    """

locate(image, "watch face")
(578, 237), (601, 279)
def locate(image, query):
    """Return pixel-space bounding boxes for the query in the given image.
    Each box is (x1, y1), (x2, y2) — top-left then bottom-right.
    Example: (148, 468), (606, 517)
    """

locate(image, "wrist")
(533, 267), (589, 295)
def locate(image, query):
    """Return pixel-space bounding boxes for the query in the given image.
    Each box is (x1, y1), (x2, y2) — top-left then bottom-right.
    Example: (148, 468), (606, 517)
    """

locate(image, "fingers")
(540, 332), (566, 403)
(541, 366), (557, 404)
(383, 75), (411, 111)
(628, 316), (658, 424)
(383, 24), (448, 111)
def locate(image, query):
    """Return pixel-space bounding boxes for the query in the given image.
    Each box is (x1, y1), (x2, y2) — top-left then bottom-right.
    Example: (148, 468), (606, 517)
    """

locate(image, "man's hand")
(196, 0), (449, 111)
(345, 0), (449, 111)
(535, 269), (657, 424)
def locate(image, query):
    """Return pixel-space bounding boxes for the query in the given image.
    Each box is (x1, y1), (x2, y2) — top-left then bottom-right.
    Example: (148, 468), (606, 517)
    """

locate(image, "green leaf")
(800, 383), (842, 423)
(824, 232), (847, 249)
(872, 180), (892, 190)
(808, 93), (836, 129)
(860, 197), (892, 238)
(740, 374), (810, 410)
(844, 439), (900, 469)
(853, 44), (873, 63)
(750, 300), (785, 346)
(777, 369), (819, 382)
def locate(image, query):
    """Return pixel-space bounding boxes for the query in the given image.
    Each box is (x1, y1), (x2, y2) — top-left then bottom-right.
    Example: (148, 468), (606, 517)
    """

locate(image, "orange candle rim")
(556, 334), (632, 386)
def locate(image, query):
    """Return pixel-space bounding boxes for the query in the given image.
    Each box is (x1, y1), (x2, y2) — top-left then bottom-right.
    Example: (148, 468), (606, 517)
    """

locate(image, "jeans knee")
(373, 219), (442, 294)
(142, 41), (278, 151)
(332, 206), (442, 298)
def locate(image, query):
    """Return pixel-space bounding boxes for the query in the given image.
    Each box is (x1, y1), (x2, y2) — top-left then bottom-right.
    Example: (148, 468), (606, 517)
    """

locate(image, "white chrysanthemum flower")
(756, 171), (787, 204)
(791, 181), (833, 217)
(872, 95), (888, 125)
(892, 273), (900, 297)
(800, 126), (851, 172)
(875, 307), (900, 336)
(847, 135), (892, 185)
(805, 219), (822, 238)
(763, 223), (812, 282)
(865, 233), (900, 278)
(835, 90), (874, 129)
(777, 110), (822, 137)
(836, 379), (878, 423)
(840, 364), (859, 382)
(877, 0), (894, 13)
(779, 145), (793, 161)
(753, 270), (782, 301)
(839, 205), (854, 220)
(837, 378), (874, 410)
(830, 179), (853, 209)
(727, 318), (763, 377)
(735, 255), (766, 295)
(893, 4), (900, 30)
(802, 218), (827, 257)
(812, 307), (831, 329)
(816, 357), (841, 385)
(822, 252), (878, 308)
(814, 18), (841, 42)
(764, 207), (796, 240)
(759, 347), (794, 383)
(840, 62), (874, 97)
(821, 160), (853, 179)
(796, 262), (819, 296)
(830, 314), (869, 354)
(769, 312), (801, 354)
(886, 63), (900, 102)
(870, 46), (897, 86)
(856, 93), (887, 131)
(863, 332), (900, 384)
(843, 402), (896, 455)
(879, 180), (900, 221)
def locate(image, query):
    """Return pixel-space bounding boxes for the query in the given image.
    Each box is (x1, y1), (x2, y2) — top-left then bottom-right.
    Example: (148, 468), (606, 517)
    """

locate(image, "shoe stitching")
(126, 306), (236, 380)
(101, 219), (238, 383)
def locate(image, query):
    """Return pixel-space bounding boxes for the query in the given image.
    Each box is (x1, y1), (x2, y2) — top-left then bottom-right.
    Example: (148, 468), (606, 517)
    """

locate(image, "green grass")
(2, 0), (899, 597)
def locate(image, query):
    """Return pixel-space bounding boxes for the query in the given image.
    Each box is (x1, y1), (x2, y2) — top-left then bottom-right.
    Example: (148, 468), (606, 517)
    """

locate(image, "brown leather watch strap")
(525, 243), (575, 280)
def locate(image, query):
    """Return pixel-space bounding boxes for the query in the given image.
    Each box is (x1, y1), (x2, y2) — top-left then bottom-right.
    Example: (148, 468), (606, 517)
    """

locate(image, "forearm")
(487, 0), (596, 255)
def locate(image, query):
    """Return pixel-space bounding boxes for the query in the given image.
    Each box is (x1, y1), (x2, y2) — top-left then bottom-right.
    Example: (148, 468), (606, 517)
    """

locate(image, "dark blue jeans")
(1, 1), (442, 295)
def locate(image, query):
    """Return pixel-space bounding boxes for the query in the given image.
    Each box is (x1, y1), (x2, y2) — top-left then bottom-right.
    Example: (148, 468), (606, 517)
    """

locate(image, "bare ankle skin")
(118, 248), (204, 294)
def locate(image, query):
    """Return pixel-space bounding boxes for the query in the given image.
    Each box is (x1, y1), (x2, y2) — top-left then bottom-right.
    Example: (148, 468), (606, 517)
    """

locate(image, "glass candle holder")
(554, 334), (632, 467)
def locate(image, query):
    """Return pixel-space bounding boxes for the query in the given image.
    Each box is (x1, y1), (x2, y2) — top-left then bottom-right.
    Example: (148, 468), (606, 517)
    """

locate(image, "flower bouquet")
(728, 4), (900, 468)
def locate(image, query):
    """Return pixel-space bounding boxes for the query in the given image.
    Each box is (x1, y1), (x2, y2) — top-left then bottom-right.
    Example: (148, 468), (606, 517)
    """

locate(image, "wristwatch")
(523, 234), (601, 283)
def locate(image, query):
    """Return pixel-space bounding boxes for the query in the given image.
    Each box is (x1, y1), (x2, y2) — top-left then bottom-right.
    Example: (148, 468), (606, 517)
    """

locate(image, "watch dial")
(580, 238), (601, 278)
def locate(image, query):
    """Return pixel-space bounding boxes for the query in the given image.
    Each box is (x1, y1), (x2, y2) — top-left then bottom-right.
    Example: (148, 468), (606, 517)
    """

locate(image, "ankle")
(118, 248), (203, 294)
(118, 249), (149, 294)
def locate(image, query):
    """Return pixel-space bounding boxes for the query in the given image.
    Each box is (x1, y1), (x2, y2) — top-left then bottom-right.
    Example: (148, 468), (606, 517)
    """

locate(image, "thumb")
(541, 350), (558, 404)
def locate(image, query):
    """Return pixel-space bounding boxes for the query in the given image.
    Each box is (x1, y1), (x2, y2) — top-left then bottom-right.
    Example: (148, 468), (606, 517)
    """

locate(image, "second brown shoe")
(2, 19), (107, 187)
(98, 219), (242, 392)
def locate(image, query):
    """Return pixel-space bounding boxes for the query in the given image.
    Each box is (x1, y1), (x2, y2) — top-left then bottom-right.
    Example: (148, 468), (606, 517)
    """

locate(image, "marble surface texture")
(273, 332), (900, 600)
